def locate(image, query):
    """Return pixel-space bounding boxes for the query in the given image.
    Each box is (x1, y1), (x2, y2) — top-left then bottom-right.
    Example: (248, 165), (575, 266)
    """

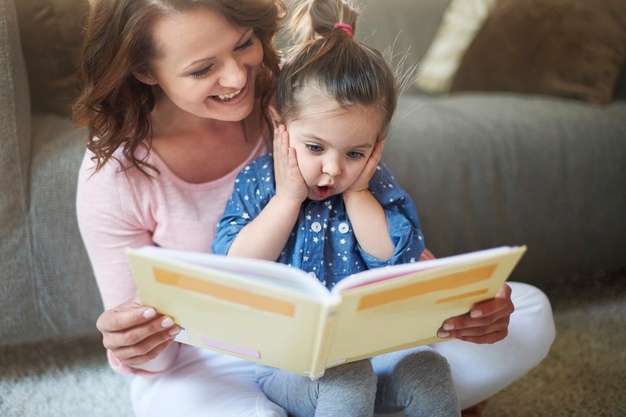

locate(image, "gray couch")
(1, 0), (625, 416)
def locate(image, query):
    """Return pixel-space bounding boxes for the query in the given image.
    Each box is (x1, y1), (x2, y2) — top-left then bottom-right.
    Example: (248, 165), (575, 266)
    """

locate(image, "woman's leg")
(256, 360), (378, 417)
(130, 345), (287, 417)
(372, 346), (460, 417)
(431, 282), (556, 409)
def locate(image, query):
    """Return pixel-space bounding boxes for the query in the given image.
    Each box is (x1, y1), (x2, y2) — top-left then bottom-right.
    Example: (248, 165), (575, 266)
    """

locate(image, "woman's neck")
(147, 97), (267, 184)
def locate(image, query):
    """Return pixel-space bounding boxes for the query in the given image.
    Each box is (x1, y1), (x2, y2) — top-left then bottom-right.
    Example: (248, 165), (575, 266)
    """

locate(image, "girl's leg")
(431, 282), (556, 409)
(256, 359), (377, 417)
(372, 346), (460, 417)
(130, 345), (287, 417)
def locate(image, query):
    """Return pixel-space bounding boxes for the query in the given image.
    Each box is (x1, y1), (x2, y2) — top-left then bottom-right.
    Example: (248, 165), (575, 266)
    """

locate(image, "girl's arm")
(226, 126), (308, 261)
(343, 140), (395, 260)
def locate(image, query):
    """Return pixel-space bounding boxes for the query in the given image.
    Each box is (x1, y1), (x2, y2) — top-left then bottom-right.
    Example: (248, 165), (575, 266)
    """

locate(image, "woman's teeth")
(215, 89), (243, 101)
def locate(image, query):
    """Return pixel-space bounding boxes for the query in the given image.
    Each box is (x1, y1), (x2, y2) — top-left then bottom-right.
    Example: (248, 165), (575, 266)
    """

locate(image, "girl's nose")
(322, 158), (341, 177)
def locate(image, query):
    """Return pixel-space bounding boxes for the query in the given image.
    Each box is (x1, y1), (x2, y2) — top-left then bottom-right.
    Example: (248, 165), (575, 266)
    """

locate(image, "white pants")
(131, 282), (555, 416)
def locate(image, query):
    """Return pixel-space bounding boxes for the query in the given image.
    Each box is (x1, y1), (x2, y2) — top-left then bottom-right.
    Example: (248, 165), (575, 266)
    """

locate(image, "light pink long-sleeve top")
(76, 137), (266, 375)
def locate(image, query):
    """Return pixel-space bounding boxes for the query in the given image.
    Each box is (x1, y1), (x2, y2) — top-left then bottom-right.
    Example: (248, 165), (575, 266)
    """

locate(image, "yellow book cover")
(127, 245), (526, 380)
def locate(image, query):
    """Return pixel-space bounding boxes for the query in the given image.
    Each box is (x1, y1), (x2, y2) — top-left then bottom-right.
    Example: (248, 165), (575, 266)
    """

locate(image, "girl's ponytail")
(277, 0), (397, 135)
(290, 0), (359, 43)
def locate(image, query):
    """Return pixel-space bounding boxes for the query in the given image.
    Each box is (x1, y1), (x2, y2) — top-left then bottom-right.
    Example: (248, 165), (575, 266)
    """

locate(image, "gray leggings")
(256, 346), (460, 417)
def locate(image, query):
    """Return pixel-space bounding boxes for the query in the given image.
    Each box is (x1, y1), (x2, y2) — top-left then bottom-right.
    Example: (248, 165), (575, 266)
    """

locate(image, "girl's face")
(286, 100), (384, 201)
(138, 7), (263, 122)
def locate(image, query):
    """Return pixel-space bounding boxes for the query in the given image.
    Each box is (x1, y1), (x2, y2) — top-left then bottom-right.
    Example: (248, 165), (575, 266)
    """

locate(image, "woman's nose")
(219, 58), (246, 89)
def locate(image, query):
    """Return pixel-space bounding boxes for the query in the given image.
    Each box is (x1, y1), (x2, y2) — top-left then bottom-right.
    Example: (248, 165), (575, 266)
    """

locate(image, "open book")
(128, 245), (526, 379)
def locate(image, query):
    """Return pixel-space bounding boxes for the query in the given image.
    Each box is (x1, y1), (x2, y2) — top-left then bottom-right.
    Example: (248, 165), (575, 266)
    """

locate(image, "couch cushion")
(385, 94), (626, 286)
(28, 115), (101, 341)
(414, 0), (499, 94)
(450, 0), (626, 105)
(0, 0), (39, 346)
(15, 0), (90, 116)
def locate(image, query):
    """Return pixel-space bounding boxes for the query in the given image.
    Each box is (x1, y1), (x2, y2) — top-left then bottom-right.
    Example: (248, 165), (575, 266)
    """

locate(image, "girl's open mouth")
(314, 185), (334, 200)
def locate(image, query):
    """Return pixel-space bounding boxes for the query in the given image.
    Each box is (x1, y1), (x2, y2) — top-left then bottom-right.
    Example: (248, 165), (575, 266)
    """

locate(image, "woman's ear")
(132, 70), (158, 86)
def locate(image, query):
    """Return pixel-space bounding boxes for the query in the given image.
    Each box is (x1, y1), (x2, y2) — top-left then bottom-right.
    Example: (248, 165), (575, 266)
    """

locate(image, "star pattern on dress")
(216, 156), (425, 290)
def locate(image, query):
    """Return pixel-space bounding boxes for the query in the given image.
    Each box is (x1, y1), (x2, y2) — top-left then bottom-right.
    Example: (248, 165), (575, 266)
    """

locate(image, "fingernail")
(443, 323), (455, 331)
(161, 317), (174, 328)
(143, 308), (156, 319)
(471, 310), (482, 318)
(169, 327), (181, 336)
(438, 330), (450, 338)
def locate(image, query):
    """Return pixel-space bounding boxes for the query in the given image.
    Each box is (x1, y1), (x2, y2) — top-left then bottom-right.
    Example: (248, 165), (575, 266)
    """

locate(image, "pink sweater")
(76, 138), (266, 374)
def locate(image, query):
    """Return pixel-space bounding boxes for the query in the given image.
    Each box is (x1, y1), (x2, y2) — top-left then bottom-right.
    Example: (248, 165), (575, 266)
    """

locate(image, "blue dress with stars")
(212, 154), (425, 289)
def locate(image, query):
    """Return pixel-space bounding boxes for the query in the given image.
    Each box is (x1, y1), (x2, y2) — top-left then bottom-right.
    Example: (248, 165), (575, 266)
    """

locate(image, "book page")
(332, 246), (522, 293)
(325, 246), (525, 365)
(135, 247), (330, 299)
(128, 247), (340, 376)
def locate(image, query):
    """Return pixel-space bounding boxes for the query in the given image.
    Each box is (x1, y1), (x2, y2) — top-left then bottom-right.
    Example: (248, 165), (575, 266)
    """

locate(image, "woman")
(74, 1), (555, 416)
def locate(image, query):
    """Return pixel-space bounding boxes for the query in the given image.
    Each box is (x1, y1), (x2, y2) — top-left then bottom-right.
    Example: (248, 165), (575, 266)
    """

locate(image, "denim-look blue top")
(212, 154), (425, 289)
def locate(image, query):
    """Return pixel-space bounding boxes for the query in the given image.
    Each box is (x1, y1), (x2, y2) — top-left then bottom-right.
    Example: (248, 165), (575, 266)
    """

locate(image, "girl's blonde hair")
(277, 0), (397, 134)
(73, 0), (286, 176)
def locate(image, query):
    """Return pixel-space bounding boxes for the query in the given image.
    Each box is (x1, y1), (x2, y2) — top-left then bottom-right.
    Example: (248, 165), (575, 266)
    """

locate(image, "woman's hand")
(273, 124), (308, 203)
(437, 283), (514, 344)
(96, 293), (180, 368)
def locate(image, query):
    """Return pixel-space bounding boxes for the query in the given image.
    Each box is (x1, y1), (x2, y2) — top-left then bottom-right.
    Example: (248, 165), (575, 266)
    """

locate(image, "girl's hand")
(96, 293), (180, 368)
(346, 139), (385, 194)
(437, 283), (514, 344)
(273, 124), (308, 203)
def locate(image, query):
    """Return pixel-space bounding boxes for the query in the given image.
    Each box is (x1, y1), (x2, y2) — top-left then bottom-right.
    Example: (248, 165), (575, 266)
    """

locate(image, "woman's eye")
(306, 144), (323, 153)
(191, 66), (213, 79)
(236, 37), (254, 51)
(347, 151), (364, 159)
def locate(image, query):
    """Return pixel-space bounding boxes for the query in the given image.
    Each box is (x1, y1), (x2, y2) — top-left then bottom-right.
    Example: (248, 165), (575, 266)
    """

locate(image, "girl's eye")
(190, 66), (213, 79)
(306, 144), (324, 153)
(346, 151), (364, 159)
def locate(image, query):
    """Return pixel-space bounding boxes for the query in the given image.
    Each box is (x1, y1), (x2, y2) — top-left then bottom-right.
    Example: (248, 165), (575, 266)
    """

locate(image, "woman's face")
(141, 7), (264, 122)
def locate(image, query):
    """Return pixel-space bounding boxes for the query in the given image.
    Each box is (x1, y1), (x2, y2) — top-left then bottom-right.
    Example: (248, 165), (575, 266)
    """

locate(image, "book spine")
(305, 302), (340, 380)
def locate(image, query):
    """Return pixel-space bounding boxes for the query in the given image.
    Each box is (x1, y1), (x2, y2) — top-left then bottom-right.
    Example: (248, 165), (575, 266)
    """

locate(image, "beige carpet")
(1, 273), (624, 417)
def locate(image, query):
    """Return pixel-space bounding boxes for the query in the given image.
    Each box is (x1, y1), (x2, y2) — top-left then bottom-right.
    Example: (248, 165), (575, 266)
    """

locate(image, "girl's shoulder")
(369, 162), (412, 203)
(232, 153), (275, 198)
(236, 153), (274, 179)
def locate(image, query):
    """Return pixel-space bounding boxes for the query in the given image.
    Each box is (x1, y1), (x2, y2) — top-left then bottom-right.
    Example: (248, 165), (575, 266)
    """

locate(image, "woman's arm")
(76, 152), (180, 374)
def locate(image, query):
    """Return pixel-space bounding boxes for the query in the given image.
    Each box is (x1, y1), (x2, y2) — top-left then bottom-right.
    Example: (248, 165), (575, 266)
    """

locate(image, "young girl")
(212, 1), (460, 415)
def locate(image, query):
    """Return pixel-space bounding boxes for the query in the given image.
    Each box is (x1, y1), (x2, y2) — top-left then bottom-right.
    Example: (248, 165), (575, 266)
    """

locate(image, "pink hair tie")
(334, 23), (353, 38)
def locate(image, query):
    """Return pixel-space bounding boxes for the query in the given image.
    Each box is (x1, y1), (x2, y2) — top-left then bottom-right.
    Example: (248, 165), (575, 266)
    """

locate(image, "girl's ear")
(132, 70), (158, 86)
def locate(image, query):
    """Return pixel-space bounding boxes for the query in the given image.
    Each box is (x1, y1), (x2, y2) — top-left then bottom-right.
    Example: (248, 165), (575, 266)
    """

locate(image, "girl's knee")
(323, 360), (377, 392)
(395, 349), (452, 385)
